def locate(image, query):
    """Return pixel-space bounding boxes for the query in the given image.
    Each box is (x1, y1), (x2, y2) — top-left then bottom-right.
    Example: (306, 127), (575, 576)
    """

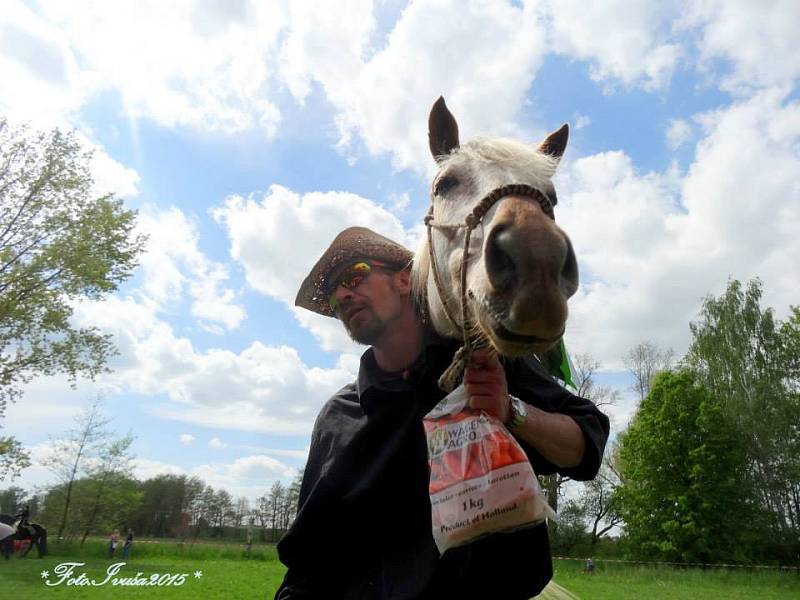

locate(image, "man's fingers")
(468, 348), (500, 369)
(464, 369), (501, 384)
(465, 383), (495, 398)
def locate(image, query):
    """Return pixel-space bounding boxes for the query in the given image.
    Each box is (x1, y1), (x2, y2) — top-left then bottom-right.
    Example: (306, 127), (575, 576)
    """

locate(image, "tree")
(0, 119), (145, 477)
(284, 469), (303, 526)
(548, 499), (590, 555)
(41, 473), (141, 541)
(41, 400), (110, 539)
(254, 492), (270, 541)
(0, 436), (30, 481)
(77, 434), (136, 545)
(234, 496), (250, 529)
(267, 481), (285, 541)
(0, 484), (27, 514)
(623, 341), (674, 403)
(581, 459), (623, 551)
(131, 474), (206, 538)
(685, 279), (800, 551)
(617, 369), (756, 563)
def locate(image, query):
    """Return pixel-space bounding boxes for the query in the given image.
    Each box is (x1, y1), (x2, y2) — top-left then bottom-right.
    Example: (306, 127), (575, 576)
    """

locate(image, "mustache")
(340, 300), (368, 320)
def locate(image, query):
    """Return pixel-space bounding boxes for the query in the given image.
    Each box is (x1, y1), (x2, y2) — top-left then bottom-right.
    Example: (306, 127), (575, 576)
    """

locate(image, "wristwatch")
(505, 394), (527, 431)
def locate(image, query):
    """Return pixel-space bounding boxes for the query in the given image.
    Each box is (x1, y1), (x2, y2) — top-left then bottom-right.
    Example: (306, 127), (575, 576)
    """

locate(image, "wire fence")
(553, 556), (800, 571)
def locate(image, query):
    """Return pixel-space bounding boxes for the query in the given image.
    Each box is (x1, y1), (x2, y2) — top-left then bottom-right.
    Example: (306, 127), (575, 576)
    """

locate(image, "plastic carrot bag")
(424, 383), (554, 554)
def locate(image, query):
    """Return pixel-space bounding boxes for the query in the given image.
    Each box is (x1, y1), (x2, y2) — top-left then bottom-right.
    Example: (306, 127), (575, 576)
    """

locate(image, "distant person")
(14, 506), (30, 537)
(122, 529), (134, 559)
(584, 557), (595, 575)
(109, 529), (119, 558)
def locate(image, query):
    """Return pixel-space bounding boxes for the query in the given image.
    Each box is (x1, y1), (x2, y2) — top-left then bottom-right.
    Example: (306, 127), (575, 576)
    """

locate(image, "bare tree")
(41, 399), (109, 539)
(234, 496), (250, 528)
(572, 353), (622, 409)
(582, 459), (623, 551)
(623, 341), (674, 402)
(268, 481), (285, 541)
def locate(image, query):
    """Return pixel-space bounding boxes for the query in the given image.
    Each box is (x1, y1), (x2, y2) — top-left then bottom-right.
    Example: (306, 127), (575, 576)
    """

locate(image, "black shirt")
(275, 335), (609, 600)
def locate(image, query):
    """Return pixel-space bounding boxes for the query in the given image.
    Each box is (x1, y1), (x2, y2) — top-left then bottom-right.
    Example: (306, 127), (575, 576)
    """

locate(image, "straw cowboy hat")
(295, 226), (414, 317)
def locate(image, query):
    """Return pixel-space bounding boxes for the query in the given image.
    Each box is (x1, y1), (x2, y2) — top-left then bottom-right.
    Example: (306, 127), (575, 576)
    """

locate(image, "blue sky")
(2, 0), (799, 503)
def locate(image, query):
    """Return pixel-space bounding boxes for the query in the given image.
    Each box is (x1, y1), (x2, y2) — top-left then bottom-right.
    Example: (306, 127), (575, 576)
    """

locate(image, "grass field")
(553, 559), (799, 600)
(1, 539), (798, 599)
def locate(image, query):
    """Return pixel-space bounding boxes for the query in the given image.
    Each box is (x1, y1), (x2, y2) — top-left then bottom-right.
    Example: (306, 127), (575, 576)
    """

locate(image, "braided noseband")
(424, 183), (554, 390)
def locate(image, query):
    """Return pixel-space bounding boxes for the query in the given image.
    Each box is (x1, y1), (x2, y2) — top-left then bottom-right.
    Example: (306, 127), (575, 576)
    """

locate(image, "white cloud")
(573, 114), (592, 131)
(557, 89), (800, 368)
(133, 457), (185, 480)
(0, 1), (87, 127)
(34, 0), (286, 135)
(192, 454), (295, 501)
(178, 434), (195, 446)
(389, 191), (411, 213)
(665, 118), (693, 150)
(136, 207), (245, 332)
(682, 0), (800, 93)
(278, 0), (374, 105)
(208, 437), (227, 449)
(281, 0), (549, 173)
(213, 185), (410, 352)
(71, 294), (357, 435)
(542, 0), (681, 91)
(229, 454), (293, 479)
(0, 4), (140, 200)
(239, 446), (309, 461)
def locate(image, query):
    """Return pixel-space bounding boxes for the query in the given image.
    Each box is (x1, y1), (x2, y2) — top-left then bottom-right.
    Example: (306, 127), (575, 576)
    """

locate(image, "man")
(276, 227), (609, 600)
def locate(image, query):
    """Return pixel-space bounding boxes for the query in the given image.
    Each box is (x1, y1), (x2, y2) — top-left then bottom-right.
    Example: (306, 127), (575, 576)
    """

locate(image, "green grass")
(553, 559), (800, 600)
(1, 539), (285, 599)
(2, 541), (798, 599)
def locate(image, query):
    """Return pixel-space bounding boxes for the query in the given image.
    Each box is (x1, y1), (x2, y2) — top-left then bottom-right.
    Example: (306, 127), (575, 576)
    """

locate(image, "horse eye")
(434, 175), (458, 197)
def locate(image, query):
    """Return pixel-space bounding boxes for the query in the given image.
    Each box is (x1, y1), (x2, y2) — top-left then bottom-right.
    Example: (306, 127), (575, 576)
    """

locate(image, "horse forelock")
(437, 136), (559, 194)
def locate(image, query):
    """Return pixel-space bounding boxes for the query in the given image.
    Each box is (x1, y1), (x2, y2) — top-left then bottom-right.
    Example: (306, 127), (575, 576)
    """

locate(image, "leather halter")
(424, 183), (554, 390)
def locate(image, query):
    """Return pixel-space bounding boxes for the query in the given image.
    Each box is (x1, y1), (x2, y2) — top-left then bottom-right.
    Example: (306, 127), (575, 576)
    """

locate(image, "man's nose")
(332, 285), (354, 311)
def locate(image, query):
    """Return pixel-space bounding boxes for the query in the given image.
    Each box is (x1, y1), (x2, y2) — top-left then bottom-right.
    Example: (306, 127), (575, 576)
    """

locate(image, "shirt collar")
(355, 328), (458, 414)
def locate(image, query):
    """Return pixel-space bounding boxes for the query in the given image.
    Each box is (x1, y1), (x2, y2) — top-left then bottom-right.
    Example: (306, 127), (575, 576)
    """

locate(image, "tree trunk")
(545, 474), (559, 513)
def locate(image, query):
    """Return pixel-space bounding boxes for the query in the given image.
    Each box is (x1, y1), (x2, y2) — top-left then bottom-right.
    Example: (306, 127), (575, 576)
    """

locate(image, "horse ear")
(428, 96), (460, 162)
(537, 123), (569, 160)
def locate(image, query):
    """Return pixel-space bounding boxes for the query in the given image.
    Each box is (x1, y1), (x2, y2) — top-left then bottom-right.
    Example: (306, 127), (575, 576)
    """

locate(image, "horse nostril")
(560, 237), (579, 297)
(486, 225), (517, 293)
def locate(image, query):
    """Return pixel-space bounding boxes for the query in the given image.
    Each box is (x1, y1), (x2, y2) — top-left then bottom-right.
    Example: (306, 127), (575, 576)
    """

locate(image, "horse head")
(413, 97), (578, 359)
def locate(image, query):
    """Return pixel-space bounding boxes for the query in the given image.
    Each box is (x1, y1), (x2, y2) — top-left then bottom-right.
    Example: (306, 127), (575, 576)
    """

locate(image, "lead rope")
(425, 183), (554, 391)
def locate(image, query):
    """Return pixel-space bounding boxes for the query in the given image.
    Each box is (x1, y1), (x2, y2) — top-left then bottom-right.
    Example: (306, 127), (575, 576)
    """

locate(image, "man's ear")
(393, 268), (413, 295)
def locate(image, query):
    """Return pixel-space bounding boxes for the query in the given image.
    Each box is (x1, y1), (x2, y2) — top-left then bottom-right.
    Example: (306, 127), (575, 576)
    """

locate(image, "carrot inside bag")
(424, 383), (555, 554)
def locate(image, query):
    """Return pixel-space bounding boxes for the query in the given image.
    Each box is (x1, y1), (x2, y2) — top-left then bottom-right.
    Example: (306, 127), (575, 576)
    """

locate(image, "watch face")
(508, 395), (527, 430)
(513, 396), (527, 417)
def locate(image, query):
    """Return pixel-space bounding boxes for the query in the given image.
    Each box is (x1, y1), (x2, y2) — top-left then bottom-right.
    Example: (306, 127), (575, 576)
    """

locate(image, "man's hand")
(463, 348), (510, 423)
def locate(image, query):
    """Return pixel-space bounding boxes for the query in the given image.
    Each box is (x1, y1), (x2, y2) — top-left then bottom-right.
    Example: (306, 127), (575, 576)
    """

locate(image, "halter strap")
(425, 183), (553, 390)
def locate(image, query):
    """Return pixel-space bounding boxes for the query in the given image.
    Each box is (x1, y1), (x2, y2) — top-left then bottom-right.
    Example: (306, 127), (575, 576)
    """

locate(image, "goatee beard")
(345, 310), (386, 346)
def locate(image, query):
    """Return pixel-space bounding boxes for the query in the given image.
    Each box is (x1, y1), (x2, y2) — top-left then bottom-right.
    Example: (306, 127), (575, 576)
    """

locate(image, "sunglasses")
(327, 260), (388, 312)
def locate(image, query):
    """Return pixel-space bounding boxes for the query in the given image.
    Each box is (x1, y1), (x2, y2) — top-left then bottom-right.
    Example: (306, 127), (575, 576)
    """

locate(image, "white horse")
(413, 97), (578, 379)
(413, 97), (581, 600)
